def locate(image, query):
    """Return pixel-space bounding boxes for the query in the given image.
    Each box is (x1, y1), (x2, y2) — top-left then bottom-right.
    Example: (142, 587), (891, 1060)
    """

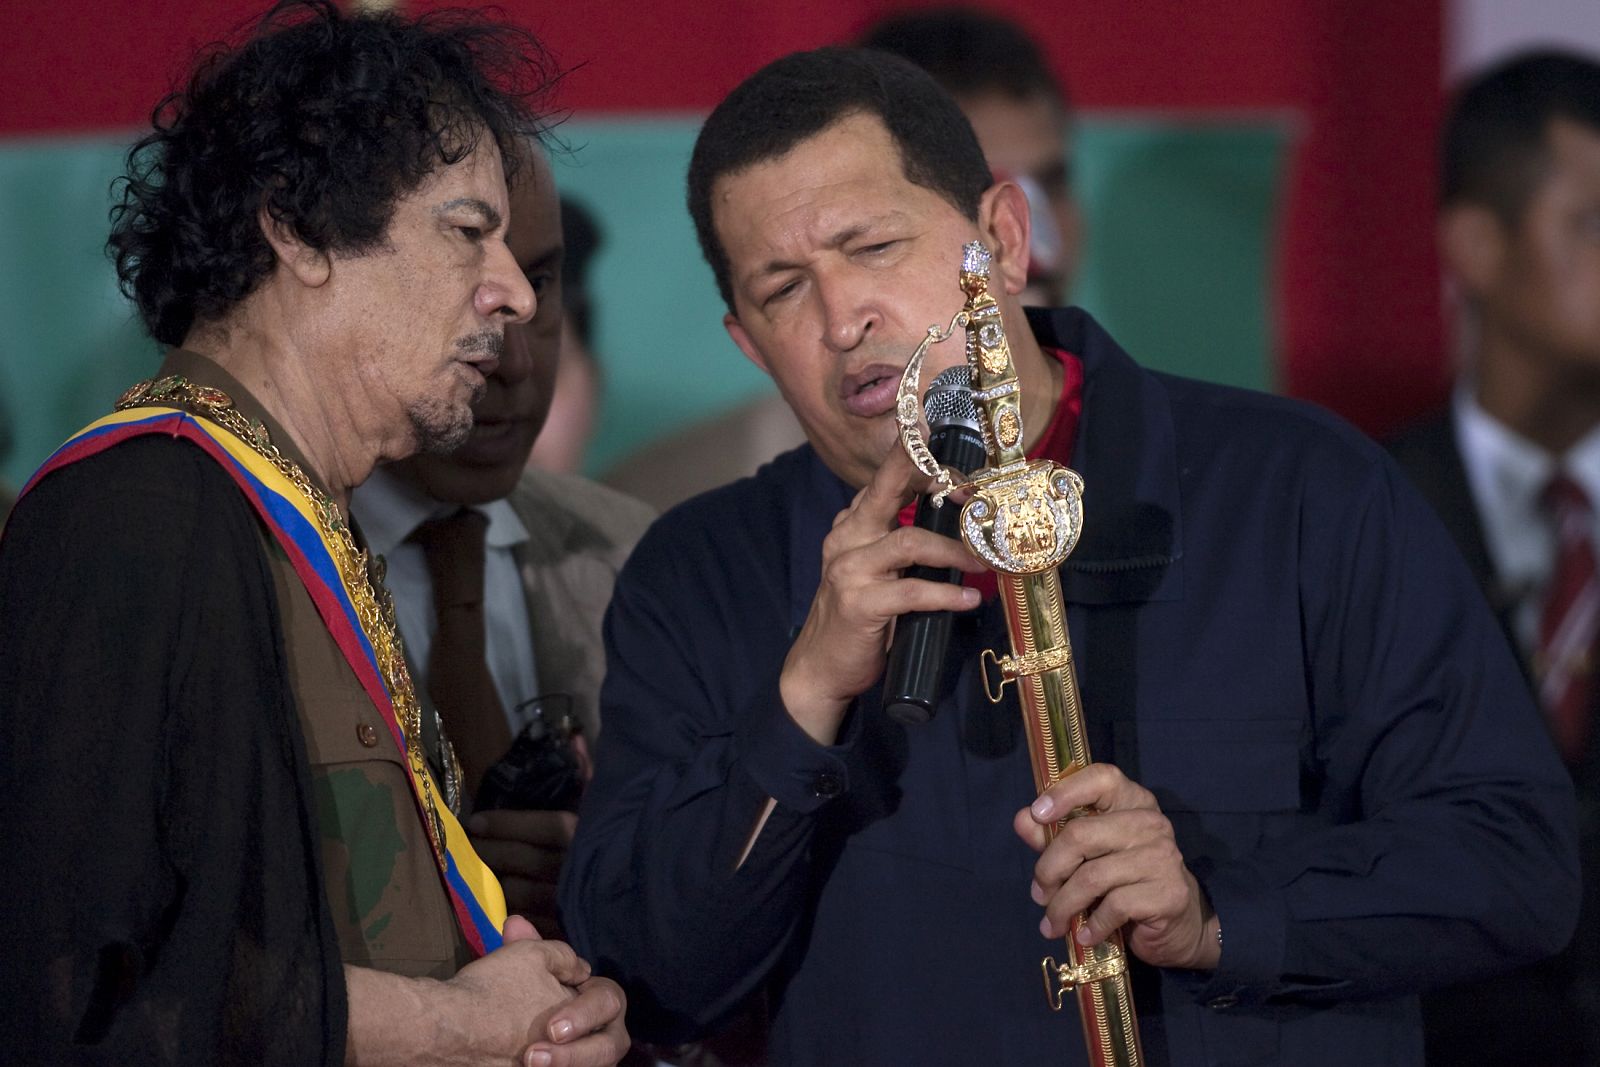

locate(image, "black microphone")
(882, 365), (987, 725)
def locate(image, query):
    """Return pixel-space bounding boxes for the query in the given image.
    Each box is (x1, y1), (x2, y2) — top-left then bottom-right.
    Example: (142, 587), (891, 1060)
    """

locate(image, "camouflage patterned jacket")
(173, 349), (469, 978)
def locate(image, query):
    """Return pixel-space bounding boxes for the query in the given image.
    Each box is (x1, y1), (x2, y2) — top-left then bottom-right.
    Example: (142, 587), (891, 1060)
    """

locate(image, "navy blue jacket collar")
(1027, 306), (1184, 604)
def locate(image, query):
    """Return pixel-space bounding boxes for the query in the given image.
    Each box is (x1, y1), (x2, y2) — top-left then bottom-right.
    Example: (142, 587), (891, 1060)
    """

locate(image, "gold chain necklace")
(116, 374), (463, 855)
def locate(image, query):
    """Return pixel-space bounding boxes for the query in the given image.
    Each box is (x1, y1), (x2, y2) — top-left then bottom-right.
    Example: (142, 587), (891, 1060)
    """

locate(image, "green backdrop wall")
(0, 117), (1286, 488)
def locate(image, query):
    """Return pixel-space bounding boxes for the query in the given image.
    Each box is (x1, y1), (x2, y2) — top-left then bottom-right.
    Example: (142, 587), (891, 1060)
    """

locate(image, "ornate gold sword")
(895, 242), (1143, 1067)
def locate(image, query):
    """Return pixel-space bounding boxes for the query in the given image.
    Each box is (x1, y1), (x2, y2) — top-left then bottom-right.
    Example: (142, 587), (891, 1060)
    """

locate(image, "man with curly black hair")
(0, 2), (628, 1064)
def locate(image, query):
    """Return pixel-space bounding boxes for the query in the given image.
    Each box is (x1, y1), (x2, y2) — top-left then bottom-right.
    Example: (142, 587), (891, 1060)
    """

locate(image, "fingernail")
(962, 587), (981, 606)
(526, 1052), (552, 1067)
(1076, 926), (1095, 946)
(1039, 917), (1055, 939)
(1031, 796), (1053, 820)
(551, 1018), (573, 1041)
(467, 813), (487, 833)
(1030, 881), (1045, 905)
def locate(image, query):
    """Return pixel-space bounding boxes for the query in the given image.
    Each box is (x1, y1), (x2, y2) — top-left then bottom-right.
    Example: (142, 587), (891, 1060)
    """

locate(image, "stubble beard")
(412, 330), (500, 455)
(409, 393), (477, 455)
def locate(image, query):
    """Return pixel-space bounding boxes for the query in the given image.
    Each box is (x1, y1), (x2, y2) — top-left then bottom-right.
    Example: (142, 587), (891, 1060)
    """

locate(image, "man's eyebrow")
(745, 217), (901, 283)
(435, 197), (503, 230)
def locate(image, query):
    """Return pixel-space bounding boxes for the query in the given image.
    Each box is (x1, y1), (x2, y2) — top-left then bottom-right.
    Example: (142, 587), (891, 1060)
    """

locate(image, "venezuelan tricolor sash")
(24, 399), (508, 957)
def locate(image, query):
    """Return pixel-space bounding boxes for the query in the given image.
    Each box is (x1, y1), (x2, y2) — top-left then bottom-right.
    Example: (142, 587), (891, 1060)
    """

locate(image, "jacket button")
(813, 771), (843, 799)
(357, 723), (379, 748)
(1206, 994), (1240, 1011)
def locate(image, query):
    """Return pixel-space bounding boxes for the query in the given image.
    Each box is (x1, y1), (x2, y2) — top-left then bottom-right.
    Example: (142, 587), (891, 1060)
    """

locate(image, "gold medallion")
(118, 380), (153, 408)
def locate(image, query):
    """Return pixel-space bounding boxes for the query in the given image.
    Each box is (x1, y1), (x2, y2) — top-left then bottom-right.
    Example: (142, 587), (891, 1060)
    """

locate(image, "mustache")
(456, 330), (505, 359)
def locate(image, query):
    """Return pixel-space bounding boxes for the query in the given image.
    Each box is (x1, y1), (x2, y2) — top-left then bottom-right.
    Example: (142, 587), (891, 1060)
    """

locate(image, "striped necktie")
(1538, 473), (1599, 763)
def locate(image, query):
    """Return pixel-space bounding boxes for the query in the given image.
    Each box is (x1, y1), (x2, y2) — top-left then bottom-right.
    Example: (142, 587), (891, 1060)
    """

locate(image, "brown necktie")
(411, 508), (512, 798)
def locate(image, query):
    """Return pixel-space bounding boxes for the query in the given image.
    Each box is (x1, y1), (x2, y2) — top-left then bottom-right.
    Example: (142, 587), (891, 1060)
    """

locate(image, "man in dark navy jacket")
(562, 48), (1579, 1066)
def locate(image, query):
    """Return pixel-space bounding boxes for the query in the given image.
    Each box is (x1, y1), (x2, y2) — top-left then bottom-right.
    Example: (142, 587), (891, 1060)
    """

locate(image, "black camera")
(473, 693), (584, 813)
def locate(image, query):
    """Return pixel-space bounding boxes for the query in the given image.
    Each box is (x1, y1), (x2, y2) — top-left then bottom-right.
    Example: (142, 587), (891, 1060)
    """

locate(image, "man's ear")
(258, 203), (331, 288)
(1439, 203), (1507, 300)
(977, 180), (1033, 297)
(724, 311), (770, 375)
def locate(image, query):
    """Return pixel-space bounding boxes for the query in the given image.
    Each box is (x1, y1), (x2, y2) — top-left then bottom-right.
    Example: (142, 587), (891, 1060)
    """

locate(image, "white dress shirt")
(351, 466), (540, 735)
(1454, 384), (1600, 654)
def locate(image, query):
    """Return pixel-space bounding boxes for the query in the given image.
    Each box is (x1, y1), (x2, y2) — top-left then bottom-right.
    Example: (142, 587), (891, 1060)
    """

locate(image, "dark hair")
(559, 196), (601, 348)
(109, 0), (559, 346)
(860, 7), (1069, 112)
(1442, 49), (1600, 222)
(687, 47), (992, 311)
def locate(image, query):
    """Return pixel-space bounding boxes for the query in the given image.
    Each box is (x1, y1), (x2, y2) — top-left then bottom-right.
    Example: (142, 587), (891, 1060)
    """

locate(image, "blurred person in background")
(862, 6), (1081, 306)
(600, 390), (805, 513)
(528, 197), (606, 474)
(594, 169), (807, 509)
(1389, 48), (1600, 1067)
(352, 151), (654, 937)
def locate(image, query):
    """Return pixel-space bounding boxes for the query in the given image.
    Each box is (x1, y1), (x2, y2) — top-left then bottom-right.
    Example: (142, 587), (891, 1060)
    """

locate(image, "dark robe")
(0, 431), (346, 1063)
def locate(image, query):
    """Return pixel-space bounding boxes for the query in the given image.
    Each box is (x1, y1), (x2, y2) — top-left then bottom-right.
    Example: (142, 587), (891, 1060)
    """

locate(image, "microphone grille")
(922, 365), (979, 430)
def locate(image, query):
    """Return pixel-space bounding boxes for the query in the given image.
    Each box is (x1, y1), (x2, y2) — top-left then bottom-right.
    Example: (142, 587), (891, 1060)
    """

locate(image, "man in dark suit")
(1389, 49), (1600, 1066)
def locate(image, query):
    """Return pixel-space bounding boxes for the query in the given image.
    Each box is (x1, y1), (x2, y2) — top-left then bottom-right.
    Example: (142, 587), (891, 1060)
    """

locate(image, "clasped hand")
(451, 915), (629, 1067)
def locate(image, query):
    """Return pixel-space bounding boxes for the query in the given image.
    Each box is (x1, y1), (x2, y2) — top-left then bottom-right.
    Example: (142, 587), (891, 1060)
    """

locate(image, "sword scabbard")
(901, 241), (1143, 1066)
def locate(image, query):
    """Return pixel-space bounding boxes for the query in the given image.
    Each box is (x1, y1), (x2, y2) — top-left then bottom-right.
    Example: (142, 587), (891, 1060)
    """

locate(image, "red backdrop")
(2, 0), (1448, 435)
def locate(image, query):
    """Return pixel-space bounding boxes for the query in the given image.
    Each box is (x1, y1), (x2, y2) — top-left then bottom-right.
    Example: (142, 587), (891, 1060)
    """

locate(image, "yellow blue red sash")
(24, 405), (508, 956)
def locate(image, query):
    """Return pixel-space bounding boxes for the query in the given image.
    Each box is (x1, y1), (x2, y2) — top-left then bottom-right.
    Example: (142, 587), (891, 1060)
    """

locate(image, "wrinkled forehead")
(408, 136), (513, 214)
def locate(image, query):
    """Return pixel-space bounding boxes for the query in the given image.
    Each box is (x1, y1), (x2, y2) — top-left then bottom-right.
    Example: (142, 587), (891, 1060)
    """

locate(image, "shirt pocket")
(303, 690), (462, 978)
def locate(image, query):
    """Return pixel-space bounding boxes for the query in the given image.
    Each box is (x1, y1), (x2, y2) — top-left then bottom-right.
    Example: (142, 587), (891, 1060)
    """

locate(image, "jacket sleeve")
(559, 505), (856, 1041)
(1181, 453), (1580, 1008)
